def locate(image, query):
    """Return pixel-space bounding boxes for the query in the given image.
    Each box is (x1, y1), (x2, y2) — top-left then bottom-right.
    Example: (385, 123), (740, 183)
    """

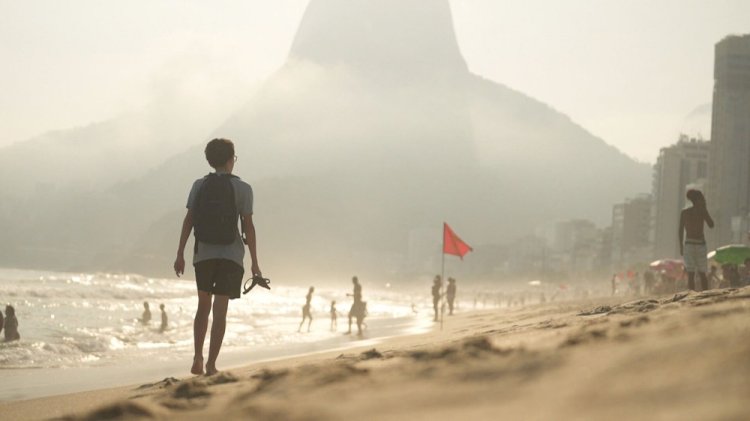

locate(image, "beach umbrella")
(649, 259), (684, 278)
(707, 244), (750, 265)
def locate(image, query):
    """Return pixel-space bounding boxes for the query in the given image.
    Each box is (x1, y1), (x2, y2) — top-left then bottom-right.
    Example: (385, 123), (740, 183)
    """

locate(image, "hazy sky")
(1, 0), (748, 162)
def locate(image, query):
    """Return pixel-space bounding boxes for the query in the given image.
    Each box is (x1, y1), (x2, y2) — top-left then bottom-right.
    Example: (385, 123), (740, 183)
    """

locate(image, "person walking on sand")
(708, 265), (721, 289)
(4, 305), (20, 342)
(679, 190), (714, 291)
(330, 300), (338, 331)
(298, 287), (315, 332)
(431, 275), (442, 322)
(346, 276), (365, 336)
(159, 304), (168, 333)
(173, 138), (261, 376)
(447, 277), (457, 315)
(139, 302), (151, 325)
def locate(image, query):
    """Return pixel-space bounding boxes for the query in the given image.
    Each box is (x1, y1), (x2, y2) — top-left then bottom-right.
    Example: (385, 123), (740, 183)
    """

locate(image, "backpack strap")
(227, 174), (248, 245)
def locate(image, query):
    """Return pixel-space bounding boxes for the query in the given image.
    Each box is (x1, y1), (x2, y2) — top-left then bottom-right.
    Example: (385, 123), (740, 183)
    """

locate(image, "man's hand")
(251, 263), (262, 278)
(174, 255), (186, 277)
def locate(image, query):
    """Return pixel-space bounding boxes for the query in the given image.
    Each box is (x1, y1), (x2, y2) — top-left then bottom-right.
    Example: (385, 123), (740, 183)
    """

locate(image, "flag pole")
(440, 224), (446, 331)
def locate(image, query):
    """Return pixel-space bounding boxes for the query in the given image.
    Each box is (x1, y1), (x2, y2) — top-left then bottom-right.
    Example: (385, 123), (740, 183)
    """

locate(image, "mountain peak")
(289, 0), (467, 75)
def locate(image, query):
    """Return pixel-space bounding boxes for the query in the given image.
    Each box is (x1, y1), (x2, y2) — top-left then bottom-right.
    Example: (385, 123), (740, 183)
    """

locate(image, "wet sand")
(2, 287), (748, 420)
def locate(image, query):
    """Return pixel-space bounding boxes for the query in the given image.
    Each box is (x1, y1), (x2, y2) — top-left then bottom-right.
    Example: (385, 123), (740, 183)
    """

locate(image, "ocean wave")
(0, 268), (425, 370)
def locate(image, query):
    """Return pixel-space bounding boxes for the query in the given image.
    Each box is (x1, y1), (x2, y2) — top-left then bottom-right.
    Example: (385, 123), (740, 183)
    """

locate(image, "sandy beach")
(2, 286), (748, 421)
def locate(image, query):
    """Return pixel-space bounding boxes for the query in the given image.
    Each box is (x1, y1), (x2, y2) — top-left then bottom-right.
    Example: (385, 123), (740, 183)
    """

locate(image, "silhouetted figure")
(173, 138), (262, 376)
(431, 275), (442, 322)
(298, 287), (315, 332)
(0, 308), (4, 337)
(446, 277), (457, 315)
(679, 190), (714, 291)
(160, 304), (168, 333)
(611, 274), (617, 296)
(724, 263), (741, 288)
(643, 271), (656, 295)
(140, 302), (151, 325)
(4, 305), (20, 342)
(708, 266), (721, 289)
(631, 272), (641, 296)
(742, 258), (750, 286)
(330, 300), (338, 331)
(347, 276), (366, 336)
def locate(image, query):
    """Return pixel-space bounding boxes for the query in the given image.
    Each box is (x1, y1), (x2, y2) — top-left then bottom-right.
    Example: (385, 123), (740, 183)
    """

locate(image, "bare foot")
(205, 363), (218, 376)
(191, 357), (204, 375)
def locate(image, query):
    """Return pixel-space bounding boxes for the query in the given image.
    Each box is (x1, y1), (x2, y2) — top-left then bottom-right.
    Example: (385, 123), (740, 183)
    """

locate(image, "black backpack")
(193, 173), (242, 245)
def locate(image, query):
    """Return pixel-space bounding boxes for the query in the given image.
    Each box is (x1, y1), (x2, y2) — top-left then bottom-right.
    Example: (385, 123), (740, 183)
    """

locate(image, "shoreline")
(2, 287), (748, 420)
(0, 313), (433, 402)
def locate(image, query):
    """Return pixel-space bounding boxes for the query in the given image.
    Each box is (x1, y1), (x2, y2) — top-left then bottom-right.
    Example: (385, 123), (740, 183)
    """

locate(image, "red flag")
(443, 222), (473, 259)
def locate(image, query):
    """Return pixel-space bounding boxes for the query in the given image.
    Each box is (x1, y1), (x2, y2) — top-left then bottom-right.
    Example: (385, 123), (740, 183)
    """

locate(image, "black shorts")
(194, 259), (244, 299)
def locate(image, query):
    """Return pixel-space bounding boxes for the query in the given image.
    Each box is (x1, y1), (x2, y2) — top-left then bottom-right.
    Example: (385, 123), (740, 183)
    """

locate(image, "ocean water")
(0, 268), (433, 373)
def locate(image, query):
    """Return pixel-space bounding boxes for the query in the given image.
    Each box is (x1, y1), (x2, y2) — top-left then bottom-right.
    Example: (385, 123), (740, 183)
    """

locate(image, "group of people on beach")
(138, 301), (168, 333)
(298, 276), (368, 336)
(170, 138), (742, 378)
(0, 305), (20, 342)
(631, 259), (750, 296)
(717, 259), (750, 288)
(614, 190), (749, 296)
(431, 276), (458, 321)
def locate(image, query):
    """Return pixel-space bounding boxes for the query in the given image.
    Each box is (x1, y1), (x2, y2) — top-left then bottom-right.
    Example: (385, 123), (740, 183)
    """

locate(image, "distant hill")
(0, 0), (650, 279)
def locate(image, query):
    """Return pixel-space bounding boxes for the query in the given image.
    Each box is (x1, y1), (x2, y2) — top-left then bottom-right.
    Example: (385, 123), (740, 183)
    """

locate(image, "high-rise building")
(652, 136), (710, 258)
(708, 34), (750, 246)
(611, 194), (653, 269)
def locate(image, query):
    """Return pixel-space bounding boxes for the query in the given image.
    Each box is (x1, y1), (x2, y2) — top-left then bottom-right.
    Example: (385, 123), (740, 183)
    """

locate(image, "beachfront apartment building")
(708, 34), (750, 246)
(611, 194), (653, 269)
(652, 136), (710, 259)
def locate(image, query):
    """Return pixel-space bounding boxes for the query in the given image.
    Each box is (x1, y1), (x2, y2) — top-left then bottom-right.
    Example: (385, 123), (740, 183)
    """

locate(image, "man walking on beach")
(174, 138), (261, 376)
(298, 287), (315, 333)
(679, 189), (713, 291)
(431, 276), (442, 322)
(446, 277), (457, 315)
(347, 276), (365, 336)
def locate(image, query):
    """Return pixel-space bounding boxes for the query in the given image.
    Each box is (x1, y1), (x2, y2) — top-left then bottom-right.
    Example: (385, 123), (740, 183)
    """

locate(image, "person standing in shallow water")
(679, 189), (714, 291)
(4, 305), (20, 342)
(446, 278), (457, 316)
(140, 302), (151, 325)
(330, 300), (338, 331)
(298, 287), (314, 332)
(174, 138), (261, 376)
(159, 304), (168, 333)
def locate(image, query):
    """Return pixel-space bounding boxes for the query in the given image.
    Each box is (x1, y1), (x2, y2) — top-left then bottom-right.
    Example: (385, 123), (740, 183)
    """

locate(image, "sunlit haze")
(2, 0), (749, 161)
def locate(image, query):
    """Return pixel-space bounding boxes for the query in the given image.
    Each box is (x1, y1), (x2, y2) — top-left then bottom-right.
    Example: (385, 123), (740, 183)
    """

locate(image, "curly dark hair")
(204, 138), (235, 168)
(686, 189), (705, 205)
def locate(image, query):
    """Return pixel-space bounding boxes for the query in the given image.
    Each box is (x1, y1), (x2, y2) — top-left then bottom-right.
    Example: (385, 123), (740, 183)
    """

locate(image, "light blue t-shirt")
(186, 173), (253, 268)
